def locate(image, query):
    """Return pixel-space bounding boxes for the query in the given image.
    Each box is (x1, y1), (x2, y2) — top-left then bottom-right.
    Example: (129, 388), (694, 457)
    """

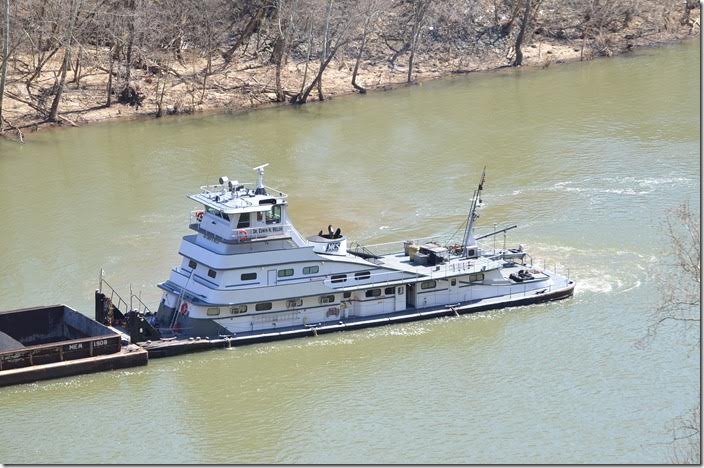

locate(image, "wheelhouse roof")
(189, 184), (288, 214)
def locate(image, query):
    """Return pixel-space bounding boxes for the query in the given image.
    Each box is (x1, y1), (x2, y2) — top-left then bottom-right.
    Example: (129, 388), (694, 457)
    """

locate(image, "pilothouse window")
(303, 266), (319, 275)
(265, 205), (282, 224)
(237, 212), (250, 228)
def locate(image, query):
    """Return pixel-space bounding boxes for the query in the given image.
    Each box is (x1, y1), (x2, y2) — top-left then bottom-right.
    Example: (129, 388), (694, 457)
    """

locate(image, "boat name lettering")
(325, 242), (340, 253)
(67, 343), (83, 350)
(255, 226), (284, 234)
(94, 339), (108, 347)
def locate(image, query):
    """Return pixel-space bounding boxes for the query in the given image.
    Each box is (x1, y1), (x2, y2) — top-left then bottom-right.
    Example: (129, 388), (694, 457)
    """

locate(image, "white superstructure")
(154, 165), (573, 338)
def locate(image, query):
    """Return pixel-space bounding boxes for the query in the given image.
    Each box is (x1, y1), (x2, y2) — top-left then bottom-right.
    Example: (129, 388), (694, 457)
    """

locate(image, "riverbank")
(0, 4), (699, 142)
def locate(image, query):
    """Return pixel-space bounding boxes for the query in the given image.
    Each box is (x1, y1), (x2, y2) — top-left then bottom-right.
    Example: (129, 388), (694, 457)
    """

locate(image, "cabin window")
(278, 268), (294, 278)
(205, 206), (229, 220)
(241, 272), (257, 281)
(255, 302), (272, 311)
(365, 289), (381, 298)
(343, 291), (352, 299)
(468, 273), (485, 283)
(237, 212), (250, 228)
(319, 295), (335, 304)
(451, 279), (457, 286)
(397, 287), (404, 294)
(207, 307), (220, 316)
(231, 305), (248, 314)
(355, 271), (371, 280)
(266, 205), (282, 224)
(287, 298), (303, 308)
(188, 259), (197, 269)
(331, 274), (347, 283)
(384, 287), (395, 295)
(303, 265), (319, 275)
(207, 269), (217, 278)
(420, 280), (436, 290)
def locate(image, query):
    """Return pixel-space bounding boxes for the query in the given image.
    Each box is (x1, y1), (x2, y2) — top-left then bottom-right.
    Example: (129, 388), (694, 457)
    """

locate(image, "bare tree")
(652, 202), (701, 333)
(290, 0), (354, 104)
(49, 0), (82, 122)
(645, 201), (701, 464)
(407, 0), (431, 83)
(0, 0), (9, 128)
(513, 0), (543, 66)
(352, 0), (379, 93)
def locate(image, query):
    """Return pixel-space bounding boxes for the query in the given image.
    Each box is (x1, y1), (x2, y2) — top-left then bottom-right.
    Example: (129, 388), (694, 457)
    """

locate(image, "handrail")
(98, 269), (153, 315)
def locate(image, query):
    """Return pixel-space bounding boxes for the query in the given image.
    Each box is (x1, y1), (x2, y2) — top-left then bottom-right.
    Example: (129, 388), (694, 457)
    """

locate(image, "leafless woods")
(0, 0), (699, 138)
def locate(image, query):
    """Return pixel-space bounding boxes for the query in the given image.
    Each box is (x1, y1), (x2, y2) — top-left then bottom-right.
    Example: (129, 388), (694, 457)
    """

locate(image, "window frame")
(365, 289), (382, 298)
(230, 305), (248, 314)
(331, 274), (347, 284)
(303, 265), (320, 275)
(278, 268), (294, 278)
(255, 302), (273, 312)
(319, 295), (335, 304)
(241, 272), (257, 281)
(420, 280), (436, 290)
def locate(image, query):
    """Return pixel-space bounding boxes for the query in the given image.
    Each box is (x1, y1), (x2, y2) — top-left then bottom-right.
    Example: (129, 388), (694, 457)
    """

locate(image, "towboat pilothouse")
(151, 164), (575, 341)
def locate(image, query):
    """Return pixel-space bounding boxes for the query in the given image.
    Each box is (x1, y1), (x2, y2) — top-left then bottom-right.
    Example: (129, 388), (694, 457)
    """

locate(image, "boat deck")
(376, 251), (501, 279)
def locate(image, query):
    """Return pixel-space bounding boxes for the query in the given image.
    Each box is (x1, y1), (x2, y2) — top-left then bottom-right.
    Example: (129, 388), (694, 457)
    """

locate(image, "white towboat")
(151, 165), (574, 340)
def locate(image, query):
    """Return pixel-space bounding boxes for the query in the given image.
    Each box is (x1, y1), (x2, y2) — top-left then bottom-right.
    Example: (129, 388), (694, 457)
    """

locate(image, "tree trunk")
(124, 0), (135, 84)
(513, 0), (532, 67)
(352, 13), (372, 94)
(407, 0), (430, 83)
(106, 46), (114, 107)
(272, 36), (286, 102)
(49, 0), (81, 122)
(296, 20), (314, 98)
(71, 44), (82, 86)
(0, 0), (9, 128)
(317, 0), (334, 101)
(293, 43), (341, 105)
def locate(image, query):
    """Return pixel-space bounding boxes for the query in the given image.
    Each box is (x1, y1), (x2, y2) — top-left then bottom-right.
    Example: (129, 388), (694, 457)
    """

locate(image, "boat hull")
(141, 280), (575, 358)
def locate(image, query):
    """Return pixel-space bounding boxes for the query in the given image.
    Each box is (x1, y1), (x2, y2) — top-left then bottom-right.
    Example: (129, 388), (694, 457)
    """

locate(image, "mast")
(461, 167), (486, 257)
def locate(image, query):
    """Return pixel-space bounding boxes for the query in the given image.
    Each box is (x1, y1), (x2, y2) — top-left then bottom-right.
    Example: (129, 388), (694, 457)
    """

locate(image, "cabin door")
(267, 270), (277, 286)
(406, 284), (416, 307)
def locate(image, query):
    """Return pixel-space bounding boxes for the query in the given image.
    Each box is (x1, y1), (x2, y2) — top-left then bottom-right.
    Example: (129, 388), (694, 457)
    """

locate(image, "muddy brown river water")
(0, 41), (699, 463)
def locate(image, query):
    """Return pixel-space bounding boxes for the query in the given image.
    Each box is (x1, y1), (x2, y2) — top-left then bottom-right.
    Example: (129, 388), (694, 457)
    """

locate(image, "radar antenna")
(253, 163), (270, 195)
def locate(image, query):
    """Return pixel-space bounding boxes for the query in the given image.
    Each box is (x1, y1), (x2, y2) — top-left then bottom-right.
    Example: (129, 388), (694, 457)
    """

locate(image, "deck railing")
(98, 269), (153, 315)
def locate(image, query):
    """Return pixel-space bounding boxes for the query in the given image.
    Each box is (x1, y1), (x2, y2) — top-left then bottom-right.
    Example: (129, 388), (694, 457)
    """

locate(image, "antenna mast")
(461, 167), (486, 257)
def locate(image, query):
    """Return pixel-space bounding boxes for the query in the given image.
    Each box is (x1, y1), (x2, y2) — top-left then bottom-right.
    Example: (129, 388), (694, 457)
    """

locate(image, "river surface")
(0, 41), (699, 463)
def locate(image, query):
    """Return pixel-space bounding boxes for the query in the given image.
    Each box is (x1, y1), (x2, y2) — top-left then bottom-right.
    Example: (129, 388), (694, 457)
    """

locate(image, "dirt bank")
(0, 4), (699, 142)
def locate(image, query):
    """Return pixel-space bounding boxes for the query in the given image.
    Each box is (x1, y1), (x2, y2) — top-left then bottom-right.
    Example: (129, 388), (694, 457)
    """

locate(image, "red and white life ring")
(179, 302), (189, 316)
(237, 229), (248, 241)
(195, 210), (204, 222)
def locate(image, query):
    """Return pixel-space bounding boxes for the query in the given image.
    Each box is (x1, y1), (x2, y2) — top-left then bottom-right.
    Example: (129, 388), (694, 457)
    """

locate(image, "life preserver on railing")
(180, 302), (189, 316)
(195, 210), (204, 222)
(237, 229), (248, 241)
